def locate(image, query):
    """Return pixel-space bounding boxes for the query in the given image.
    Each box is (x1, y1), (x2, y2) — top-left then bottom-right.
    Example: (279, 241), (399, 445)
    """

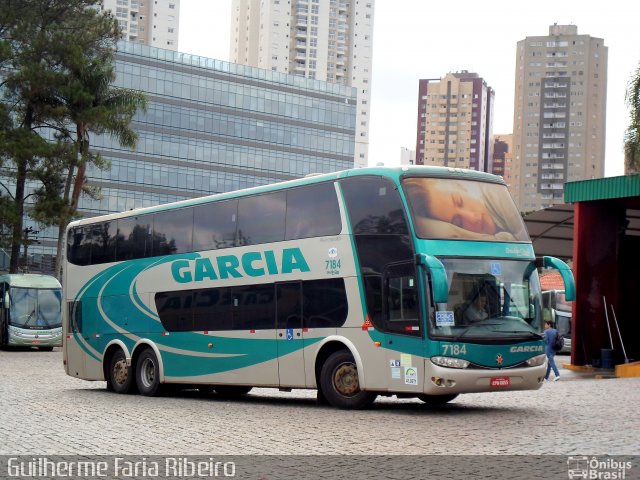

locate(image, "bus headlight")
(525, 354), (546, 367)
(431, 356), (470, 369)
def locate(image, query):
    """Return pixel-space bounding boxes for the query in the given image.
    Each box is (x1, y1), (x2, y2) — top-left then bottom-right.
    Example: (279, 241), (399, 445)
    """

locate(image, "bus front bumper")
(7, 326), (63, 348)
(423, 358), (546, 394)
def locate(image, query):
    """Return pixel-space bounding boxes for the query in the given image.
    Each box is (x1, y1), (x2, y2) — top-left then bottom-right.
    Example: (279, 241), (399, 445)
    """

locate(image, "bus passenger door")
(275, 282), (306, 387)
(383, 263), (425, 394)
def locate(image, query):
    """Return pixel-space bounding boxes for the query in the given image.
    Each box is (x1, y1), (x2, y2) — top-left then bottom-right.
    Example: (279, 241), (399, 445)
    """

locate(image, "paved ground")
(1, 349), (638, 458)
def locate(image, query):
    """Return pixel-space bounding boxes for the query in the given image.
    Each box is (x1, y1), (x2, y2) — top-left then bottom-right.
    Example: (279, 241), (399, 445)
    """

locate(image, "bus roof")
(0, 274), (62, 289)
(67, 165), (506, 229)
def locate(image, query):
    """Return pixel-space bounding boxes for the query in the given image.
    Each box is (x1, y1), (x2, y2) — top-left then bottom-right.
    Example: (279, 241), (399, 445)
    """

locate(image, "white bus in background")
(0, 274), (63, 350)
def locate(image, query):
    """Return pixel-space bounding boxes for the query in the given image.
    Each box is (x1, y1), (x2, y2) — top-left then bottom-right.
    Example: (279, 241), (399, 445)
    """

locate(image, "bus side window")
(68, 301), (82, 334)
(285, 183), (341, 240)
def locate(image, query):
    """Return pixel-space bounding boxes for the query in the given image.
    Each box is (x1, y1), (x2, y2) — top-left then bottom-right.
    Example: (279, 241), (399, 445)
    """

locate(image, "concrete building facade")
(415, 72), (494, 172)
(512, 24), (607, 211)
(102, 0), (180, 51)
(230, 0), (374, 168)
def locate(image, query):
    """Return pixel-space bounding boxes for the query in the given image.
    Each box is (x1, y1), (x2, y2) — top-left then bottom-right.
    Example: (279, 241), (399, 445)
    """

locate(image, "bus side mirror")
(416, 254), (448, 304)
(2, 292), (9, 309)
(543, 256), (575, 301)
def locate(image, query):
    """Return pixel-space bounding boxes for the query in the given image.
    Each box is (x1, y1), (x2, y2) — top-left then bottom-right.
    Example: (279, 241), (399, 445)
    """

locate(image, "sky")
(178, 0), (640, 177)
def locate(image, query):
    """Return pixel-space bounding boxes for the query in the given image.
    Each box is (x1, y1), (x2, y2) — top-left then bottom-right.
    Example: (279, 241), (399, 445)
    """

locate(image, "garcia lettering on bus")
(171, 247), (311, 283)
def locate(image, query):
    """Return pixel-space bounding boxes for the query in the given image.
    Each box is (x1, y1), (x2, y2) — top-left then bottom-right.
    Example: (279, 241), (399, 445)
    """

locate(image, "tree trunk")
(53, 144), (78, 280)
(9, 160), (27, 273)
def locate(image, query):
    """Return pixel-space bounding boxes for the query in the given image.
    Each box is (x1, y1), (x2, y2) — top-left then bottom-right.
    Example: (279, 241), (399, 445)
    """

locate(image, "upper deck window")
(402, 178), (529, 242)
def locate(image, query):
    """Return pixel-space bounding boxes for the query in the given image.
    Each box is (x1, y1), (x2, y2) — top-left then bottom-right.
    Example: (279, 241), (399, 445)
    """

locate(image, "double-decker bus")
(0, 274), (63, 350)
(62, 166), (575, 409)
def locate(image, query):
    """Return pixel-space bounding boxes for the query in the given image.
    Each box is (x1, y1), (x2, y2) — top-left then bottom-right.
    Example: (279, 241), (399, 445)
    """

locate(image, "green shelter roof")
(565, 175), (640, 203)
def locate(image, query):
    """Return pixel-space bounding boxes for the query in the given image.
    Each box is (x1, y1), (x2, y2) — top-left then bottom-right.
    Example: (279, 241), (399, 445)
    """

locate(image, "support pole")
(602, 296), (614, 349)
(610, 305), (629, 363)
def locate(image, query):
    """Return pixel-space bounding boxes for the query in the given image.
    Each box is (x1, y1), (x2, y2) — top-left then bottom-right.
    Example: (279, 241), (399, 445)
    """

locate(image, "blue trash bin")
(601, 349), (614, 369)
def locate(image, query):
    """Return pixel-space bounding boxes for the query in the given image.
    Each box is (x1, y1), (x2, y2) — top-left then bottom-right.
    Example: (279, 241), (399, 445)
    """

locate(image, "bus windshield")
(403, 177), (529, 242)
(429, 258), (543, 341)
(9, 288), (63, 329)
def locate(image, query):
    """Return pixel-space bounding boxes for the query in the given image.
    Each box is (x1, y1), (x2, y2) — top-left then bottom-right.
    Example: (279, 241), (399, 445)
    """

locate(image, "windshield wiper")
(452, 321), (502, 341)
(501, 331), (543, 339)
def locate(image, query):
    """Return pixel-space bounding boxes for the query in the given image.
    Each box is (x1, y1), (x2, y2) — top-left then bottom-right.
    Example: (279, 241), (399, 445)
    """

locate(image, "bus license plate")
(490, 376), (511, 388)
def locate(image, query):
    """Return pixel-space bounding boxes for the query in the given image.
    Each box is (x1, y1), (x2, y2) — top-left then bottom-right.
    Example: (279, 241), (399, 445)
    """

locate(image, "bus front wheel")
(107, 349), (134, 394)
(320, 350), (377, 409)
(417, 393), (458, 406)
(136, 349), (163, 397)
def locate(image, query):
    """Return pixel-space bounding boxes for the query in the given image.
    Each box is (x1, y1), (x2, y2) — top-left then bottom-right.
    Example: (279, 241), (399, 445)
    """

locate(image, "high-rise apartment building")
(491, 134), (519, 198)
(512, 24), (607, 211)
(230, 0), (374, 168)
(415, 72), (494, 171)
(102, 0), (180, 51)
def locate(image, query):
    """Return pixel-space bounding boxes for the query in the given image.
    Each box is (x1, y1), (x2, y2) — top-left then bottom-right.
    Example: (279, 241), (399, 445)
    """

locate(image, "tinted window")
(153, 208), (194, 255)
(384, 263), (421, 337)
(238, 192), (286, 246)
(90, 222), (115, 264)
(285, 183), (341, 240)
(67, 227), (91, 266)
(193, 200), (238, 251)
(156, 291), (193, 331)
(116, 216), (152, 261)
(276, 282), (302, 330)
(232, 284), (275, 330)
(303, 278), (348, 328)
(340, 177), (408, 235)
(68, 301), (82, 334)
(193, 288), (233, 330)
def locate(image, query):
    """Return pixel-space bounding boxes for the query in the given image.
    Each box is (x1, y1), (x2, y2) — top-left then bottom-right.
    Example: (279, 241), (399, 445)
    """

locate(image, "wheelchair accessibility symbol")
(286, 328), (294, 340)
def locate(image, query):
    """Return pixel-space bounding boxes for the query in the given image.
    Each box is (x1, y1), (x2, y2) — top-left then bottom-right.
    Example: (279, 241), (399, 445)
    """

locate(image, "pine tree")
(1, 0), (146, 274)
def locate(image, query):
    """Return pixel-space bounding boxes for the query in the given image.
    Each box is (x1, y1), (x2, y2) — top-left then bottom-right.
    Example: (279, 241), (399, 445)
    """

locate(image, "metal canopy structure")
(523, 203), (575, 261)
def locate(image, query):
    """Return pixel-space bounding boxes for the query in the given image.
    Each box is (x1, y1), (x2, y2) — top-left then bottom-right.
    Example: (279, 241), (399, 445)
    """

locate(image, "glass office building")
(8, 42), (357, 274)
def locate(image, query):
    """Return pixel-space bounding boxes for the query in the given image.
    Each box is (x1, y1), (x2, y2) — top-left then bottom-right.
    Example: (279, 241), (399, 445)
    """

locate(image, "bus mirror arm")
(543, 256), (576, 301)
(416, 254), (449, 304)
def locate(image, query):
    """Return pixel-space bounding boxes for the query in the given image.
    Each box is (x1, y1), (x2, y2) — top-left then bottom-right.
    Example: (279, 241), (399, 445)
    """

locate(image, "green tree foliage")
(0, 0), (147, 274)
(624, 64), (640, 173)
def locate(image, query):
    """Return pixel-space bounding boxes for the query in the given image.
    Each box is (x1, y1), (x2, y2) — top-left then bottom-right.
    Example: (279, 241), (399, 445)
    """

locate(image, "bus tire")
(214, 386), (252, 398)
(136, 349), (163, 397)
(417, 393), (458, 406)
(107, 349), (134, 394)
(320, 350), (377, 409)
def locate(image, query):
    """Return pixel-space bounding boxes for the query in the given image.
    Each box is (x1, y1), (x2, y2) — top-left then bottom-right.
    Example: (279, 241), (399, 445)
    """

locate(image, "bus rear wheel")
(214, 386), (252, 398)
(136, 349), (163, 396)
(320, 350), (377, 409)
(107, 349), (134, 394)
(417, 393), (458, 406)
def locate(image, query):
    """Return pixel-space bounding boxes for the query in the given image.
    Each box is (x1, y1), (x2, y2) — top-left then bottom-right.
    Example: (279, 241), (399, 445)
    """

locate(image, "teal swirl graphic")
(74, 254), (318, 378)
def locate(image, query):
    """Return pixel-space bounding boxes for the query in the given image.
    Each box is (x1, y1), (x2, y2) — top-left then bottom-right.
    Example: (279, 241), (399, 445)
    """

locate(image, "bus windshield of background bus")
(429, 259), (543, 341)
(402, 177), (529, 242)
(9, 288), (62, 329)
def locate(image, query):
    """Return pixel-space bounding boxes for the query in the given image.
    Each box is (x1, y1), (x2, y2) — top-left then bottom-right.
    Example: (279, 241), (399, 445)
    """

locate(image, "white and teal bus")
(62, 166), (575, 409)
(0, 274), (63, 350)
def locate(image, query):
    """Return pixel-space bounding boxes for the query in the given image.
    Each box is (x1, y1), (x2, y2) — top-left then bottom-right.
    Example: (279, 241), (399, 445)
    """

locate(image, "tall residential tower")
(415, 72), (495, 171)
(102, 0), (180, 51)
(230, 0), (375, 168)
(512, 24), (607, 211)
